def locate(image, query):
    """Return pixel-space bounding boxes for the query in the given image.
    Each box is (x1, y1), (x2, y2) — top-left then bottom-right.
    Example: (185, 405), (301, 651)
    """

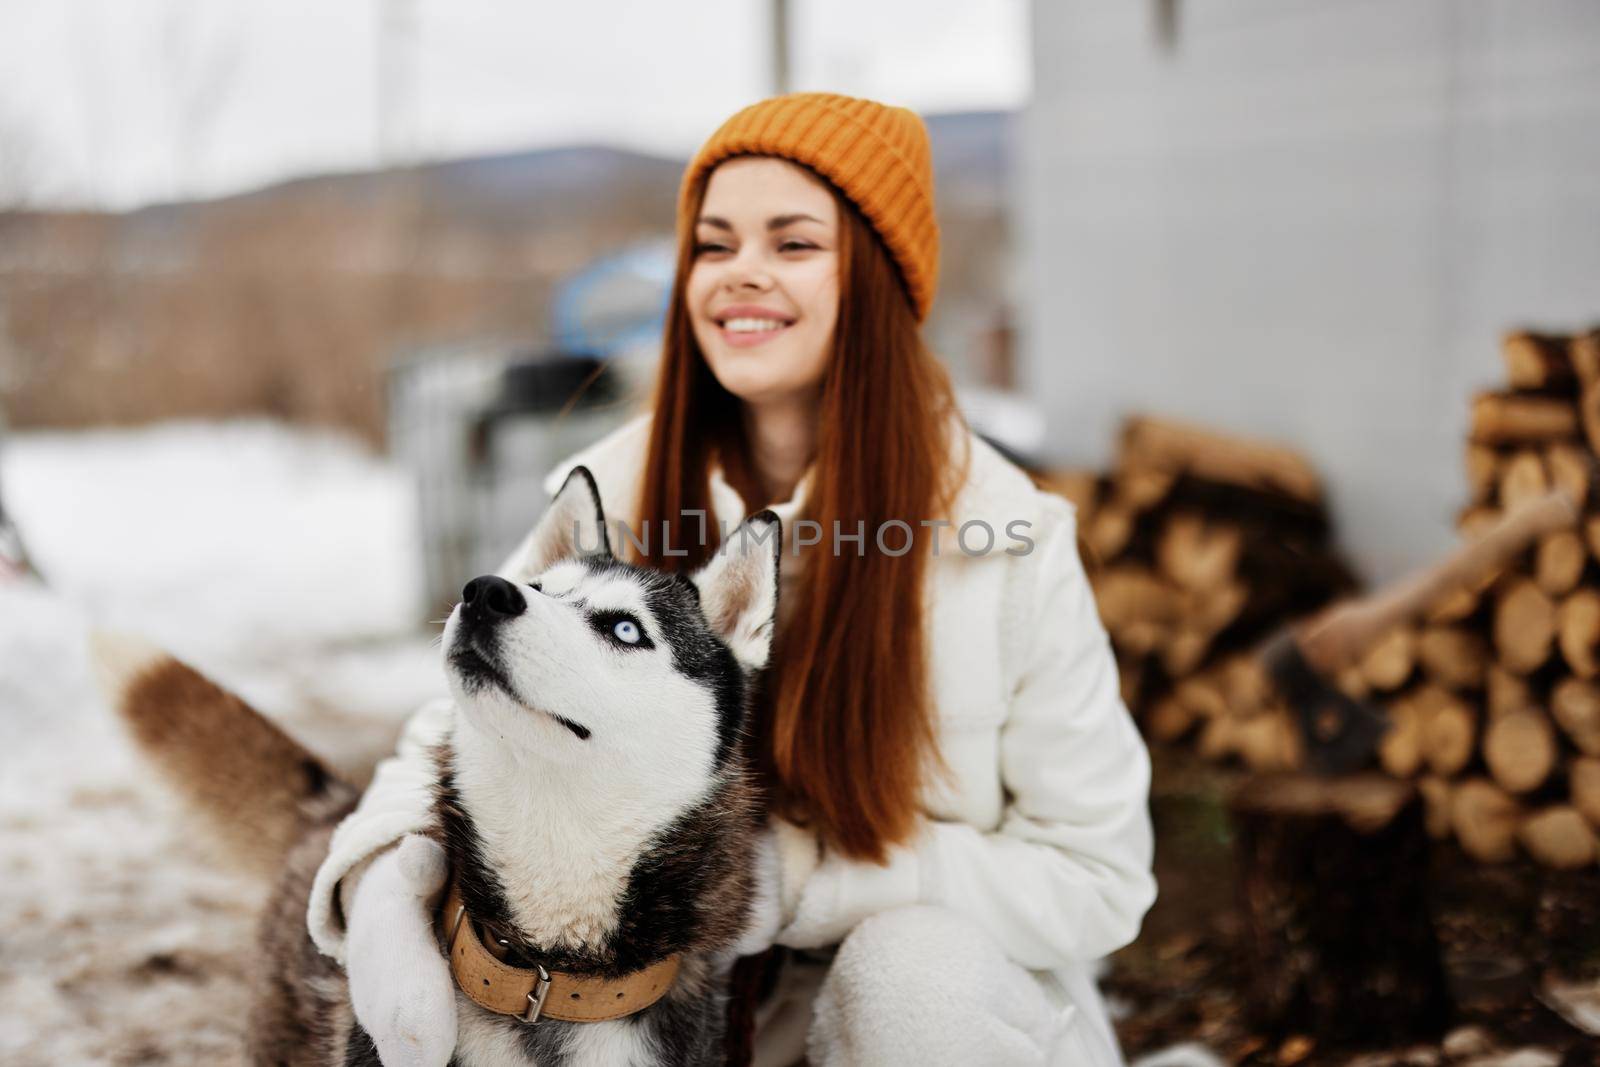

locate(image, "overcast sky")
(0, 0), (1029, 210)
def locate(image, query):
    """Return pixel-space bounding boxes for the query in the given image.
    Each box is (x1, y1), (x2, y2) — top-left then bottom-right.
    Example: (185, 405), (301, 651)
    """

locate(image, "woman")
(307, 92), (1157, 1066)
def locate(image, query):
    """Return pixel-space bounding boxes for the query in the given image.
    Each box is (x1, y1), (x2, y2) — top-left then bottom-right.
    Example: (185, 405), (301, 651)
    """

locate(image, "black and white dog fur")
(99, 468), (781, 1066)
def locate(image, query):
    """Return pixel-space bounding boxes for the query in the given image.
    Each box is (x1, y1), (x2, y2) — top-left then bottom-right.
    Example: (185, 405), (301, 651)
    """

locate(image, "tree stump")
(1230, 773), (1452, 1045)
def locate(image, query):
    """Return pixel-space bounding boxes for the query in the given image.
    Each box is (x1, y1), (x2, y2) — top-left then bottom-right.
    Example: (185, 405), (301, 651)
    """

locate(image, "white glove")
(732, 817), (822, 957)
(346, 835), (458, 1067)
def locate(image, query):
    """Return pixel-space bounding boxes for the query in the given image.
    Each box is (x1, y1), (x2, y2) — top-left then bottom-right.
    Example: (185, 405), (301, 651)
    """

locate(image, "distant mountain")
(128, 111), (1009, 223)
(422, 144), (686, 209)
(1, 111), (1014, 441)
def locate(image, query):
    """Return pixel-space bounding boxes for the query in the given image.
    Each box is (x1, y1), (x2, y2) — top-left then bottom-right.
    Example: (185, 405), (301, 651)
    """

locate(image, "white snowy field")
(0, 420), (449, 1065)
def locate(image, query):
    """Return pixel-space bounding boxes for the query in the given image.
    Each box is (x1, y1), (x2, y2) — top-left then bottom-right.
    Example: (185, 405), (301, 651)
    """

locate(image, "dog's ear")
(691, 510), (781, 672)
(498, 466), (611, 580)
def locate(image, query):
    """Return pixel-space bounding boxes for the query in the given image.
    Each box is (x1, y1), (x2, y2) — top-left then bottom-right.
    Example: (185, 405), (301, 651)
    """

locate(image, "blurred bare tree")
(160, 2), (244, 200)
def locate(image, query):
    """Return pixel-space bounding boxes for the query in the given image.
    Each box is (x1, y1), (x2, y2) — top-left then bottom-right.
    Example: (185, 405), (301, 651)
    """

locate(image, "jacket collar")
(707, 456), (814, 535)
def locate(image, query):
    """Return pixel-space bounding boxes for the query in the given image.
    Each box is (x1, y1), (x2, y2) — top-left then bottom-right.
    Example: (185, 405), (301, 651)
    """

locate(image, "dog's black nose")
(461, 575), (526, 624)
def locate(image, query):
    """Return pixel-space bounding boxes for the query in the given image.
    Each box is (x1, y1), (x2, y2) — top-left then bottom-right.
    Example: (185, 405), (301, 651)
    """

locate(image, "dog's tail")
(93, 631), (356, 876)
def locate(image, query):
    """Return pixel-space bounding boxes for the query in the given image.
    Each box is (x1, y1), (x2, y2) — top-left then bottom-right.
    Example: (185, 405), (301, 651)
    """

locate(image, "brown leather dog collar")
(440, 881), (681, 1024)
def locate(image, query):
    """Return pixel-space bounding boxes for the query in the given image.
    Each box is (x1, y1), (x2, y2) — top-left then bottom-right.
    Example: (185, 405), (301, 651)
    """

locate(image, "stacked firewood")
(1041, 415), (1359, 773)
(1051, 330), (1600, 868)
(1364, 328), (1600, 868)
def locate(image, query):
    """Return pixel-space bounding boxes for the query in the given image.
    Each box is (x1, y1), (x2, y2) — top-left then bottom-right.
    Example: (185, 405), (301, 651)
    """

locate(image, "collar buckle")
(522, 963), (552, 1025)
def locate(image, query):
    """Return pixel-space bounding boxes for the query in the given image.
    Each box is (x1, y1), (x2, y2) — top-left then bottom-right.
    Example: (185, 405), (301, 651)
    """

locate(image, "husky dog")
(99, 468), (781, 1066)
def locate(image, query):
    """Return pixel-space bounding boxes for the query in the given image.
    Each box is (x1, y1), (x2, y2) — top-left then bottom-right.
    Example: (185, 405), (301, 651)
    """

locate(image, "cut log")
(1464, 444), (1500, 505)
(1486, 663), (1535, 720)
(1421, 687), (1477, 777)
(1120, 415), (1324, 505)
(1230, 774), (1448, 1043)
(1223, 655), (1273, 714)
(1182, 579), (1249, 635)
(1497, 450), (1549, 511)
(1450, 778), (1524, 863)
(1147, 695), (1198, 743)
(1494, 578), (1557, 674)
(1558, 588), (1600, 679)
(1502, 331), (1576, 392)
(1416, 626), (1488, 690)
(1426, 585), (1480, 625)
(1117, 619), (1165, 657)
(1482, 709), (1556, 794)
(1036, 469), (1099, 515)
(1335, 663), (1371, 700)
(1086, 503), (1135, 562)
(1551, 676), (1600, 756)
(1114, 462), (1178, 513)
(1581, 380), (1600, 458)
(1174, 674), (1230, 720)
(1418, 776), (1454, 839)
(1470, 391), (1578, 445)
(1585, 514), (1600, 565)
(1157, 513), (1242, 592)
(1197, 714), (1240, 763)
(1160, 626), (1213, 677)
(1571, 757), (1600, 828)
(1237, 711), (1302, 773)
(1545, 443), (1594, 509)
(1516, 807), (1598, 870)
(1360, 626), (1417, 691)
(1536, 529), (1587, 595)
(1093, 566), (1183, 632)
(1572, 328), (1600, 386)
(1378, 693), (1424, 778)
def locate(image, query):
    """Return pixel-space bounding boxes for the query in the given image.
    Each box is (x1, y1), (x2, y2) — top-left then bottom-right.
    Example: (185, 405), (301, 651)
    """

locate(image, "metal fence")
(388, 343), (641, 615)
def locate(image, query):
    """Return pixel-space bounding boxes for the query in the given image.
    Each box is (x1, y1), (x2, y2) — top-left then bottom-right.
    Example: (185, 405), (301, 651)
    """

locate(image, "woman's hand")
(734, 817), (823, 956)
(345, 835), (457, 1067)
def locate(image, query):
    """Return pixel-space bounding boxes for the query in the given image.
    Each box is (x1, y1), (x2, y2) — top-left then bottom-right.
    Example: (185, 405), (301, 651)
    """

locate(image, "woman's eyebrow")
(696, 213), (826, 231)
(766, 213), (824, 230)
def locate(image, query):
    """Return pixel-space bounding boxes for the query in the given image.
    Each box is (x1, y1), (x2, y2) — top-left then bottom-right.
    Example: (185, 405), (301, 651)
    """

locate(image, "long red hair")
(634, 161), (964, 863)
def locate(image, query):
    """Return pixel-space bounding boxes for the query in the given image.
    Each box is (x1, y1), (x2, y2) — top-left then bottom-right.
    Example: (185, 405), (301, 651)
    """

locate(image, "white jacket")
(306, 415), (1157, 1063)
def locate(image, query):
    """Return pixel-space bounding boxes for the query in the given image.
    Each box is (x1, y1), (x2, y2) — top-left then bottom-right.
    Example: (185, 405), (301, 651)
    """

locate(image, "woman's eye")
(779, 240), (815, 252)
(694, 241), (730, 256)
(612, 619), (641, 644)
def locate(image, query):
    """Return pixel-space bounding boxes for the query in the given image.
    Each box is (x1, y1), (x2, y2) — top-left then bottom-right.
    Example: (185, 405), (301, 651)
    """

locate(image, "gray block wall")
(1018, 0), (1600, 582)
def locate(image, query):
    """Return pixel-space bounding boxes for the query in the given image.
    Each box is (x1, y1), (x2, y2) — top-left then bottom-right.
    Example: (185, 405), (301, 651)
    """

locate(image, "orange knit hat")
(678, 92), (940, 322)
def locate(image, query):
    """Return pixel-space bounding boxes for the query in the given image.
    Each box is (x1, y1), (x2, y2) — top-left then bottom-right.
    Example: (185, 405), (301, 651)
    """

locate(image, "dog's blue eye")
(592, 611), (650, 650)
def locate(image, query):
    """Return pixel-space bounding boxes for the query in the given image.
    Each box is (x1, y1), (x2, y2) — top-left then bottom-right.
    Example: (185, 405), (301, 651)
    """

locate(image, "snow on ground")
(0, 420), (448, 1065)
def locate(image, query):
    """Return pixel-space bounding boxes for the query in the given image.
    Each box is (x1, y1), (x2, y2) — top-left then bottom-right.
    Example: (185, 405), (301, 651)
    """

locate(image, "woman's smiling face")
(686, 157), (841, 409)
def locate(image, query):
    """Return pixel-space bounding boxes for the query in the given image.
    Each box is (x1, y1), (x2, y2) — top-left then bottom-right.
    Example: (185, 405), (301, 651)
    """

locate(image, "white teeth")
(723, 317), (788, 333)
